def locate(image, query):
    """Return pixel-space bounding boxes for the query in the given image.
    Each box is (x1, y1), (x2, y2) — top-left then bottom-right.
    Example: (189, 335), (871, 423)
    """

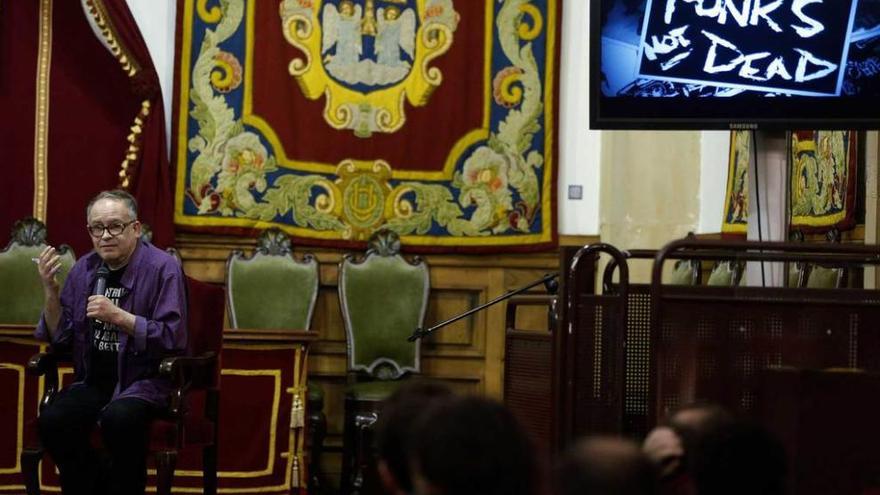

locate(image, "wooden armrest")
(27, 348), (71, 412)
(159, 353), (215, 377)
(26, 348), (72, 376)
(159, 352), (218, 419)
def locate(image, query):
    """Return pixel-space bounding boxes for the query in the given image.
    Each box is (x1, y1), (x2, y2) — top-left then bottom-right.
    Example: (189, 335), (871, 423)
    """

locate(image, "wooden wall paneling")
(173, 233), (559, 486)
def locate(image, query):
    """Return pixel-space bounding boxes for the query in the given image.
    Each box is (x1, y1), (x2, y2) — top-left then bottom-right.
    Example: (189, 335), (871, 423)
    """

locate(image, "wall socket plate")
(568, 184), (583, 200)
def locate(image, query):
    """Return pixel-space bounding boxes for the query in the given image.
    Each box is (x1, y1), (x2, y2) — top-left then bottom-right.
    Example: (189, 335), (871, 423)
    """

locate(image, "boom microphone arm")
(407, 272), (559, 342)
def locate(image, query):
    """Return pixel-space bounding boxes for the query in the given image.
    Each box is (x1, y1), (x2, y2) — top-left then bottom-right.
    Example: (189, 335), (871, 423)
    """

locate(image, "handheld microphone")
(94, 265), (110, 297)
(91, 265), (110, 327)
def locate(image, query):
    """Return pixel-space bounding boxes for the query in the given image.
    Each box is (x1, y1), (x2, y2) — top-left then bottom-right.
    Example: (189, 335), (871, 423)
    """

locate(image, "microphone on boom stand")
(408, 272), (559, 342)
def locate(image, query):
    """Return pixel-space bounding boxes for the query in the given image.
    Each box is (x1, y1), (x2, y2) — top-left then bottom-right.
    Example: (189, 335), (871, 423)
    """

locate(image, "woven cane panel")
(573, 299), (601, 436)
(504, 331), (553, 452)
(571, 295), (625, 437)
(624, 287), (651, 437)
(656, 287), (880, 420)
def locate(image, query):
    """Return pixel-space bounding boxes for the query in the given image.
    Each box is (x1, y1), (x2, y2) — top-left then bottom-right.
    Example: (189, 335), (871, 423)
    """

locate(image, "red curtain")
(96, 0), (174, 247)
(0, 0), (173, 255)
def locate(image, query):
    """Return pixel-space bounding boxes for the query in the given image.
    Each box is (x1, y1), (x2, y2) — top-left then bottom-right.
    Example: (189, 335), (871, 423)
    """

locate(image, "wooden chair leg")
(341, 396), (383, 495)
(308, 408), (327, 495)
(155, 451), (177, 495)
(203, 444), (218, 495)
(351, 412), (378, 495)
(20, 447), (43, 495)
(340, 396), (357, 495)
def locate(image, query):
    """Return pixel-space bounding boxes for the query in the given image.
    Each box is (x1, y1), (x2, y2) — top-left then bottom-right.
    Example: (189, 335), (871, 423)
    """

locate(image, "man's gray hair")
(86, 190), (139, 221)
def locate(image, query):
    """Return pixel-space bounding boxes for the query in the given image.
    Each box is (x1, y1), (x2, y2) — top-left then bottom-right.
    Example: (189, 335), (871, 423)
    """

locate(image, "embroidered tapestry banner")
(789, 130), (858, 232)
(173, 0), (559, 251)
(721, 130), (750, 237)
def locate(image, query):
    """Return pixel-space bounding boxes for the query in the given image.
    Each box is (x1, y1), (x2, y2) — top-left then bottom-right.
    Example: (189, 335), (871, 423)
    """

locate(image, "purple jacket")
(35, 239), (188, 407)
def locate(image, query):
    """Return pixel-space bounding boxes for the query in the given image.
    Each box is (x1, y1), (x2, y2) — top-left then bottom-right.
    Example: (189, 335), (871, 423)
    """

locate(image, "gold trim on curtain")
(32, 0), (53, 221)
(82, 0), (149, 190)
(82, 0), (140, 77)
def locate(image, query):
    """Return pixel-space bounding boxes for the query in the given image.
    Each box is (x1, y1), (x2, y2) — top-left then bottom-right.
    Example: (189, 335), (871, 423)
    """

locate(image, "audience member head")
(688, 419), (786, 495)
(667, 402), (734, 446)
(643, 402), (735, 479)
(557, 436), (657, 495)
(375, 381), (455, 495)
(410, 396), (537, 495)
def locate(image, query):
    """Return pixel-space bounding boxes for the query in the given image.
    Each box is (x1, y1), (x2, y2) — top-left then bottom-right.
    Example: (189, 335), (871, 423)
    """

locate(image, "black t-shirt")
(88, 265), (128, 395)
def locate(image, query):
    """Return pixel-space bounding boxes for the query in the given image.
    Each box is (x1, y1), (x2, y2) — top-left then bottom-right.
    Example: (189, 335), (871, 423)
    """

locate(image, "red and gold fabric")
(721, 130), (750, 238)
(173, 0), (560, 252)
(789, 130), (859, 233)
(0, 329), (310, 495)
(0, 334), (44, 494)
(0, 0), (175, 255)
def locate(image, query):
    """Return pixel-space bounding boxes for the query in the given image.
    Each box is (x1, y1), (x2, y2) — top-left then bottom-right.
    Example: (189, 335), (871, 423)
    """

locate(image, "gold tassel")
(290, 395), (304, 429)
(292, 457), (300, 488)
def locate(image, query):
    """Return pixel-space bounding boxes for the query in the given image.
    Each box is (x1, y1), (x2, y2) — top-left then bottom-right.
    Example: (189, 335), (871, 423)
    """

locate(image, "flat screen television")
(590, 0), (880, 129)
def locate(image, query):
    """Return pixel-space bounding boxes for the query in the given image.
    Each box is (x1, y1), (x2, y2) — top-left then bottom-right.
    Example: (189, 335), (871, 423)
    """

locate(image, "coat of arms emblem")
(280, 0), (459, 137)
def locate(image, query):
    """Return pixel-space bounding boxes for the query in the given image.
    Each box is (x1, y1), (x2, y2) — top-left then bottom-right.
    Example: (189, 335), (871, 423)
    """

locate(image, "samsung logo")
(729, 123), (758, 130)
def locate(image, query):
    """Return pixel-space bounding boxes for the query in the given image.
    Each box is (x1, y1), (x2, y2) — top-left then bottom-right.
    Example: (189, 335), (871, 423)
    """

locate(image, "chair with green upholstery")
(806, 265), (845, 288)
(706, 260), (745, 286)
(669, 259), (701, 285)
(668, 233), (700, 286)
(787, 262), (808, 288)
(786, 229), (809, 288)
(338, 229), (428, 495)
(805, 228), (847, 289)
(787, 228), (846, 289)
(224, 228), (325, 491)
(0, 217), (76, 324)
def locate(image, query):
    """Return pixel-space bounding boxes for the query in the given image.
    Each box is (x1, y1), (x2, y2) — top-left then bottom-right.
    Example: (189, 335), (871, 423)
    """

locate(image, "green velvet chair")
(669, 259), (701, 285)
(787, 229), (846, 289)
(806, 228), (847, 289)
(226, 229), (319, 330)
(224, 228), (325, 492)
(786, 230), (808, 288)
(338, 229), (428, 495)
(668, 233), (700, 286)
(806, 265), (845, 288)
(706, 260), (745, 286)
(0, 217), (75, 324)
(788, 262), (807, 288)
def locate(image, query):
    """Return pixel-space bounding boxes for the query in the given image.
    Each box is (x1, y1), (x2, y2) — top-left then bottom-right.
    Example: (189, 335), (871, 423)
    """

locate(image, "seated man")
(35, 189), (187, 495)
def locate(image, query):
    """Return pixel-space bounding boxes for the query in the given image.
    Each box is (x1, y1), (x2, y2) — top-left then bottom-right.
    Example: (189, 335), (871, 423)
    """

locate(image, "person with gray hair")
(34, 189), (187, 495)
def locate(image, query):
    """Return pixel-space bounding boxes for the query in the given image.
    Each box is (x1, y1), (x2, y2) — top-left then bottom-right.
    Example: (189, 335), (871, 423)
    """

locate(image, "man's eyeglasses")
(87, 221), (135, 238)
